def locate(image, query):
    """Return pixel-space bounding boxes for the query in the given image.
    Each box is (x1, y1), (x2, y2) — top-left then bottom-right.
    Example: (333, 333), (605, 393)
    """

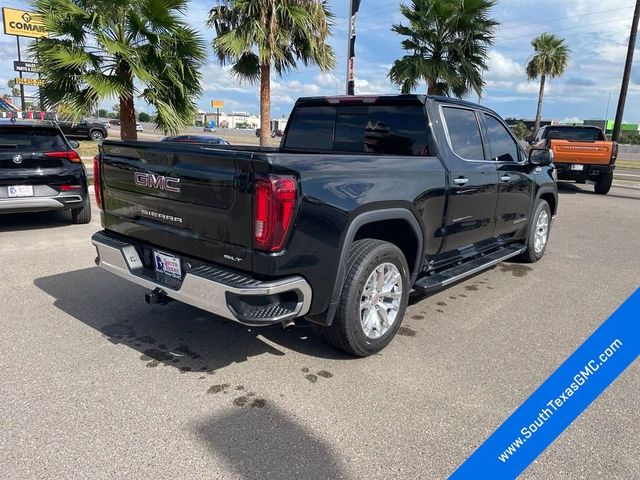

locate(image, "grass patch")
(616, 160), (640, 170)
(75, 140), (99, 158)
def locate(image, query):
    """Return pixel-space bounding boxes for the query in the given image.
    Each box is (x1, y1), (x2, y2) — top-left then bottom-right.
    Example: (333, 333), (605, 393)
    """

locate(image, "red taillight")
(44, 150), (81, 163)
(59, 185), (82, 191)
(93, 154), (103, 209)
(254, 175), (298, 252)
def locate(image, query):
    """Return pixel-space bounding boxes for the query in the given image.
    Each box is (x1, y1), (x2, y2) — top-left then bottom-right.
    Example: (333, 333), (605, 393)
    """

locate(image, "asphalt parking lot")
(1, 183), (638, 479)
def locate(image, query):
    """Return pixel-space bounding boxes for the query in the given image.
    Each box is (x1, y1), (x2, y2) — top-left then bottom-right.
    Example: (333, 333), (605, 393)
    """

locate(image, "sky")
(1, 0), (638, 123)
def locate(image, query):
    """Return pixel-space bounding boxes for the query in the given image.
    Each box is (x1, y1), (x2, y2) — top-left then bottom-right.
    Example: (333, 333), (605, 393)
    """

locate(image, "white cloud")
(354, 78), (395, 94)
(561, 116), (582, 123)
(486, 50), (523, 80)
(315, 72), (339, 87)
(515, 82), (543, 94)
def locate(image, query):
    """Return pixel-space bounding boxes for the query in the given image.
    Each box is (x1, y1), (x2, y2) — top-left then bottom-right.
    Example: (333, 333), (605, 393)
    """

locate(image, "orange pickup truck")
(528, 125), (618, 194)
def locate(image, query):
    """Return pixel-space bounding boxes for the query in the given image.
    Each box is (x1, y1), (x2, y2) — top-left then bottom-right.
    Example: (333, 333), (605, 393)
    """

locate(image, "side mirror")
(529, 148), (554, 166)
(68, 140), (80, 149)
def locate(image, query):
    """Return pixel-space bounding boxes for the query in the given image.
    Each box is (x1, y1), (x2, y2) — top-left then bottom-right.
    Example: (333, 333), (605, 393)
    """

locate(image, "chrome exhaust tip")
(281, 319), (296, 330)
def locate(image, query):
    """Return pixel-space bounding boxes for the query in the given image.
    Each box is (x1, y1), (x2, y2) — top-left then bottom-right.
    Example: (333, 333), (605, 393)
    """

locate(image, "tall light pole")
(612, 0), (639, 142)
(346, 0), (361, 95)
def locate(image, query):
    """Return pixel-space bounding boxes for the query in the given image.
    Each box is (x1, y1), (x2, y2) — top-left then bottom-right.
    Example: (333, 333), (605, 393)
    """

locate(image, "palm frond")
(30, 0), (206, 137)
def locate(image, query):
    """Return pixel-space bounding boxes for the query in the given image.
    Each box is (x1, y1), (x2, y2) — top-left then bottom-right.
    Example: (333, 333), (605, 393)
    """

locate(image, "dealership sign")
(2, 7), (48, 38)
(14, 77), (44, 86)
(14, 60), (39, 73)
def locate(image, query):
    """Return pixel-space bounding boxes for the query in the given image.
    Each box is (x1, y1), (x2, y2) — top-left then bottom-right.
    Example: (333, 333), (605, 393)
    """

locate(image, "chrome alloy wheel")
(534, 209), (550, 255)
(359, 262), (403, 340)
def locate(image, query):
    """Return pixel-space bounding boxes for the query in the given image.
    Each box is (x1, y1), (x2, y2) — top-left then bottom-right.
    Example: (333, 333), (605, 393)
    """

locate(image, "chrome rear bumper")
(91, 231), (312, 326)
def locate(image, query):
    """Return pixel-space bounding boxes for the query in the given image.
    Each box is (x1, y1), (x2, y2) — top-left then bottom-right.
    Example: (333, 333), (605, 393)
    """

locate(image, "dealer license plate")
(8, 185), (34, 197)
(153, 250), (182, 280)
(570, 164), (584, 171)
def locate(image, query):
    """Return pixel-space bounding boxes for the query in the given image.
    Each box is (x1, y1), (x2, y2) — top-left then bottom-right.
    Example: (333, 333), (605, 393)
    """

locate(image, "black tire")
(71, 198), (92, 224)
(518, 200), (551, 263)
(323, 239), (410, 357)
(594, 172), (613, 195)
(90, 130), (104, 141)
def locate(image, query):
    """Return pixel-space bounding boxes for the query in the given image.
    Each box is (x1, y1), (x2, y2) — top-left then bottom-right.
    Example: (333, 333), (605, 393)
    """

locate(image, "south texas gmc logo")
(134, 172), (181, 193)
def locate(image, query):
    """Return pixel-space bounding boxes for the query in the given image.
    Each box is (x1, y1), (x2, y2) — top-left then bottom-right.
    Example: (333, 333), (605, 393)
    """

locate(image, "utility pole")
(612, 0), (639, 142)
(346, 0), (361, 95)
(16, 36), (25, 112)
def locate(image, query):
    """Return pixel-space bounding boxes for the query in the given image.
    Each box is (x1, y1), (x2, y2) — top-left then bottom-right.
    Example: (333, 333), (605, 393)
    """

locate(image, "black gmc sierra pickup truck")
(92, 95), (558, 356)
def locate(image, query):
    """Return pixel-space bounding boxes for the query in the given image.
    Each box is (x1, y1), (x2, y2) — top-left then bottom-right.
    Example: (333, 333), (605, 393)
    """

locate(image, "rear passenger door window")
(441, 107), (484, 160)
(482, 114), (520, 163)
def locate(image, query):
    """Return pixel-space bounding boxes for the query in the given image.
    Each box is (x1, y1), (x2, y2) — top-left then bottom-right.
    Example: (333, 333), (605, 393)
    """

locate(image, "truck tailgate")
(550, 139), (612, 165)
(100, 142), (254, 271)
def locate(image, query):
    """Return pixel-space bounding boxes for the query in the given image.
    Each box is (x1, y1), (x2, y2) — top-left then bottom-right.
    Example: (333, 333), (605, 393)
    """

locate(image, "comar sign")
(2, 7), (48, 38)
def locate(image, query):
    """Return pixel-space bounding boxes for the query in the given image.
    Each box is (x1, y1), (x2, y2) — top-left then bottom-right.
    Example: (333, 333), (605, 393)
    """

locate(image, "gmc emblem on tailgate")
(134, 172), (181, 193)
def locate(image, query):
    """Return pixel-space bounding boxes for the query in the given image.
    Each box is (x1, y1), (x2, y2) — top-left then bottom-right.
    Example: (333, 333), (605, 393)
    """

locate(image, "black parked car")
(0, 119), (91, 224)
(161, 135), (230, 145)
(57, 118), (108, 141)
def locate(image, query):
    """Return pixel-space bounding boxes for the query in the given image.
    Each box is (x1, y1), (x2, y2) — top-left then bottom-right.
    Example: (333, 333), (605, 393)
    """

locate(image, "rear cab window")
(544, 127), (605, 141)
(283, 100), (431, 156)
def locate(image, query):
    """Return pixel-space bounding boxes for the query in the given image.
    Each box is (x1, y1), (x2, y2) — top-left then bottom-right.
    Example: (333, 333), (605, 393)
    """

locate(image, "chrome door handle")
(453, 177), (469, 186)
(500, 175), (512, 182)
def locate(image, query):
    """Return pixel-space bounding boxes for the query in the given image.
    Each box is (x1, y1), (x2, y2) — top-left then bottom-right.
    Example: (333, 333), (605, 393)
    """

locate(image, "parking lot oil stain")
(412, 315), (425, 320)
(398, 327), (417, 337)
(465, 285), (478, 291)
(459, 294), (467, 298)
(305, 374), (318, 383)
(233, 396), (248, 407)
(436, 309), (445, 313)
(146, 360), (160, 368)
(251, 399), (267, 408)
(499, 264), (533, 277)
(235, 385), (245, 391)
(449, 296), (457, 300)
(436, 301), (447, 306)
(199, 376), (206, 380)
(301, 367), (310, 373)
(179, 367), (192, 373)
(247, 391), (256, 397)
(487, 286), (494, 290)
(207, 383), (231, 394)
(317, 370), (333, 379)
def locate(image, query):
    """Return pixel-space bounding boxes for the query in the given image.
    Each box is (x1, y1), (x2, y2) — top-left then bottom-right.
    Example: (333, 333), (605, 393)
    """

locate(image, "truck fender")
(324, 208), (424, 325)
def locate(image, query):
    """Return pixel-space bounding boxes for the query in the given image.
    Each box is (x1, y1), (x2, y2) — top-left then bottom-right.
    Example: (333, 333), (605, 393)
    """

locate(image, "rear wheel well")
(353, 219), (420, 277)
(539, 192), (556, 215)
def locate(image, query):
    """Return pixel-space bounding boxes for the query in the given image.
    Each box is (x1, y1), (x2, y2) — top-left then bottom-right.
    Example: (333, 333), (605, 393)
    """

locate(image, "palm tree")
(30, 0), (206, 140)
(207, 0), (336, 146)
(388, 0), (498, 98)
(526, 33), (570, 133)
